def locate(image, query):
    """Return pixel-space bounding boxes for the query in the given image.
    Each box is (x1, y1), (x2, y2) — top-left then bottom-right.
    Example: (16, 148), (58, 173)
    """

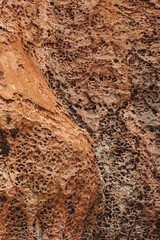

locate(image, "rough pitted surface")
(0, 0), (160, 239)
(0, 34), (98, 239)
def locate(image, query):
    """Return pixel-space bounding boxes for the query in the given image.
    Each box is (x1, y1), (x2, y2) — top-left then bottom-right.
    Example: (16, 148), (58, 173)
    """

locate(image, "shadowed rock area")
(0, 0), (160, 239)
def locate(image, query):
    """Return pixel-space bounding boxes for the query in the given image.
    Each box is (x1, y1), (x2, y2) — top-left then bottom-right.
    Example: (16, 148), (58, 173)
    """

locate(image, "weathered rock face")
(0, 0), (160, 239)
(0, 33), (98, 239)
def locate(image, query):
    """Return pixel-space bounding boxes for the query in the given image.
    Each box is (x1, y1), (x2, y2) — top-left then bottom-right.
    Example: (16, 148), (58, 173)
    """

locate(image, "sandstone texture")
(0, 33), (98, 239)
(0, 0), (160, 239)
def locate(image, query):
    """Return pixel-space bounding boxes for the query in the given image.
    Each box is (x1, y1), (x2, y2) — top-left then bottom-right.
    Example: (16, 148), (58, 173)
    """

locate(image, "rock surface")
(0, 33), (98, 239)
(0, 0), (160, 239)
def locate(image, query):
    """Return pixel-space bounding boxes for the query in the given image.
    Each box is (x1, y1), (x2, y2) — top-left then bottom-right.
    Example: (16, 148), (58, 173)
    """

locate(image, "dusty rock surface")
(0, 0), (160, 239)
(0, 32), (98, 240)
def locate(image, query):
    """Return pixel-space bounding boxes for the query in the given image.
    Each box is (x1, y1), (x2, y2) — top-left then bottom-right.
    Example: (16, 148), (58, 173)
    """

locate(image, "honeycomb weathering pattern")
(0, 0), (160, 239)
(0, 35), (98, 239)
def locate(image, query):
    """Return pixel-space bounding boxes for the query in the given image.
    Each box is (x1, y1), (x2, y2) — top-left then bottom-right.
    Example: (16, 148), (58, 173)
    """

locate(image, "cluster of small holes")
(0, 0), (159, 239)
(6, 203), (28, 240)
(0, 97), (97, 239)
(82, 111), (160, 239)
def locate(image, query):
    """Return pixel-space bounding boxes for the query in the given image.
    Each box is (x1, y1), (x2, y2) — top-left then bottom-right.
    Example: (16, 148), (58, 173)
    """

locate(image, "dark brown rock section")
(0, 0), (160, 239)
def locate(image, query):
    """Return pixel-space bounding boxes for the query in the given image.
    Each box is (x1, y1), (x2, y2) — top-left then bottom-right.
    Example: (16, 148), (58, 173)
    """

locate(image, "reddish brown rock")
(0, 33), (98, 239)
(0, 0), (160, 239)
